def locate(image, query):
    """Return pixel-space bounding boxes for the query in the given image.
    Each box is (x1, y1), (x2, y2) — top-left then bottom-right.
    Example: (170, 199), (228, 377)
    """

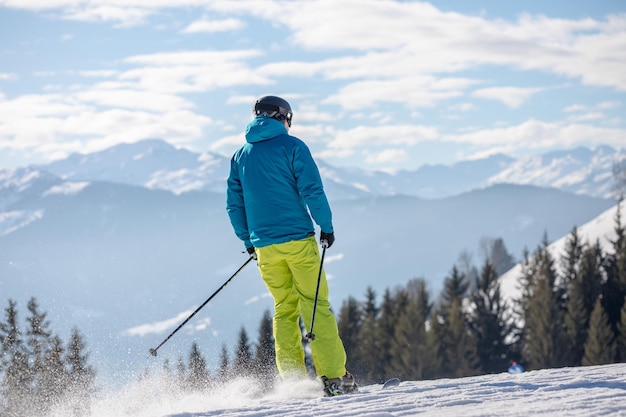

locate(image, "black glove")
(247, 246), (257, 260)
(320, 231), (335, 249)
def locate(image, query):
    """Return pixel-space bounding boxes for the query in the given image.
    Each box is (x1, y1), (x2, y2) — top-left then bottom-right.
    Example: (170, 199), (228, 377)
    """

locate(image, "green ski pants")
(256, 236), (347, 380)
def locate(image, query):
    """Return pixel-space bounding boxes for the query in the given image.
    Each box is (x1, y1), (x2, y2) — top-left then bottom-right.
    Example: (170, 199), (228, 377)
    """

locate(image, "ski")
(382, 378), (401, 390)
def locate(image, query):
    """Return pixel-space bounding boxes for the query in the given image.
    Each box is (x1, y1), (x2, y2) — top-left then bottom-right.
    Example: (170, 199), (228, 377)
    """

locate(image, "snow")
(499, 199), (626, 308)
(42, 181), (90, 196)
(56, 363), (626, 417)
(0, 209), (44, 235)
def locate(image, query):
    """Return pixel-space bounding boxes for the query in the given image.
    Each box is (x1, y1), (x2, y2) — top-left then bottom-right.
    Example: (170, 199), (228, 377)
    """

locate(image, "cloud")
(327, 125), (439, 151)
(0, 73), (17, 81)
(1, 1), (625, 169)
(444, 119), (626, 151)
(472, 86), (544, 108)
(0, 91), (214, 161)
(121, 49), (270, 93)
(124, 308), (199, 337)
(364, 148), (409, 165)
(182, 18), (245, 33)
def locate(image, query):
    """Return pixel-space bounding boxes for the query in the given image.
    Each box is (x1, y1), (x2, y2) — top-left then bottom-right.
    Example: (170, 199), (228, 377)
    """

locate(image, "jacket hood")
(245, 116), (288, 143)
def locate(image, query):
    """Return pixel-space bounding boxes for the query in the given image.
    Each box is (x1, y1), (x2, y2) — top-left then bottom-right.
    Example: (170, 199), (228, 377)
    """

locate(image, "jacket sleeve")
(226, 156), (253, 249)
(292, 142), (334, 233)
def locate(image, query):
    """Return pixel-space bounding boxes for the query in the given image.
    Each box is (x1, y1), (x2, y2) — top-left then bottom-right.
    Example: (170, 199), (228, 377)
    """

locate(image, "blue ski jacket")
(226, 116), (333, 249)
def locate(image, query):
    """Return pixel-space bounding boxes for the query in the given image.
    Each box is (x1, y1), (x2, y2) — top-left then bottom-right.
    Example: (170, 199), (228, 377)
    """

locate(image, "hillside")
(499, 198), (626, 307)
(53, 363), (626, 416)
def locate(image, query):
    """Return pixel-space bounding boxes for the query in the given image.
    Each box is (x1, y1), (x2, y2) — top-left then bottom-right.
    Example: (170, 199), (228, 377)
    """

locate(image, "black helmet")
(254, 95), (293, 127)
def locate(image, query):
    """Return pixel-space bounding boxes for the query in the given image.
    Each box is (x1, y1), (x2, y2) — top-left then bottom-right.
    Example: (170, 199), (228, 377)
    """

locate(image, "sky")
(53, 362), (626, 416)
(0, 0), (625, 172)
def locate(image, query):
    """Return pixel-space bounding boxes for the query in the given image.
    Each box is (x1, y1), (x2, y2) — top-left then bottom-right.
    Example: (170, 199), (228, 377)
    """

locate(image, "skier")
(226, 95), (357, 396)
(508, 361), (525, 374)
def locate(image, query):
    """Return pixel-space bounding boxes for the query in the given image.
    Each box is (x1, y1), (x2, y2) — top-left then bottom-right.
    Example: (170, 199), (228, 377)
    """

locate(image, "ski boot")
(321, 372), (358, 397)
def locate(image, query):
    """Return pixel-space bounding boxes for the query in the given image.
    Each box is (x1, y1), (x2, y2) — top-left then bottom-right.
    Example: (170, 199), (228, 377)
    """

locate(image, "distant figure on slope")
(508, 361), (525, 374)
(226, 95), (356, 397)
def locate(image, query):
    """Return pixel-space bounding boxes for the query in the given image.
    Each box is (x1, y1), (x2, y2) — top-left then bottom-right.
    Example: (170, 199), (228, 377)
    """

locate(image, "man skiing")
(226, 95), (356, 396)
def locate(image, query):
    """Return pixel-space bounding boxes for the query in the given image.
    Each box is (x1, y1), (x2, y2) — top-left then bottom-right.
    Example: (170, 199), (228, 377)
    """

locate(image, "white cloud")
(121, 49), (270, 94)
(567, 112), (606, 122)
(364, 148), (409, 165)
(444, 119), (626, 150)
(182, 18), (245, 33)
(472, 86), (544, 108)
(564, 104), (588, 113)
(449, 103), (476, 112)
(326, 125), (439, 151)
(597, 101), (621, 110)
(0, 73), (17, 81)
(64, 5), (151, 27)
(124, 308), (198, 337)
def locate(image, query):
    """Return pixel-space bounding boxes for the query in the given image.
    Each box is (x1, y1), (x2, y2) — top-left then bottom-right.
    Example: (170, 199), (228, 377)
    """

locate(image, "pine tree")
(382, 288), (409, 379)
(440, 266), (469, 313)
(0, 300), (22, 371)
(375, 289), (395, 382)
(469, 260), (511, 374)
(582, 298), (616, 366)
(40, 335), (69, 412)
(187, 342), (210, 391)
(602, 198), (626, 336)
(422, 307), (444, 380)
(233, 327), (253, 376)
(253, 310), (276, 377)
(0, 299), (32, 417)
(337, 296), (362, 375)
(25, 297), (53, 415)
(560, 228), (583, 287)
(356, 287), (381, 384)
(390, 279), (431, 380)
(522, 235), (566, 370)
(510, 247), (534, 358)
(564, 241), (603, 365)
(445, 298), (480, 378)
(176, 356), (186, 386)
(486, 237), (516, 277)
(217, 344), (229, 381)
(617, 296), (626, 360)
(65, 327), (96, 416)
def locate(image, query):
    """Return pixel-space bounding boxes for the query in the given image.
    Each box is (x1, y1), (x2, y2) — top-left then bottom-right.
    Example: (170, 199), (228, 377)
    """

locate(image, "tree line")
(338, 201), (626, 384)
(0, 298), (95, 417)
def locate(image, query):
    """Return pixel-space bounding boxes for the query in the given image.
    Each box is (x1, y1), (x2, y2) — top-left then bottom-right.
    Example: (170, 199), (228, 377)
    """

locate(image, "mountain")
(488, 145), (620, 199)
(33, 139), (625, 199)
(0, 162), (615, 385)
(499, 198), (626, 308)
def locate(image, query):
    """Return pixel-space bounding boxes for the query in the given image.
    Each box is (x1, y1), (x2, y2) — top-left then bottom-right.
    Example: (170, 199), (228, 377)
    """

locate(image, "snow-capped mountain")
(499, 198), (626, 308)
(488, 146), (620, 199)
(29, 139), (625, 199)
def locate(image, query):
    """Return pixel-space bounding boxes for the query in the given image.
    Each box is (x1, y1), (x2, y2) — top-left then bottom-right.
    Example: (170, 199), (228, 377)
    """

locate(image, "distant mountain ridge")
(25, 139), (624, 200)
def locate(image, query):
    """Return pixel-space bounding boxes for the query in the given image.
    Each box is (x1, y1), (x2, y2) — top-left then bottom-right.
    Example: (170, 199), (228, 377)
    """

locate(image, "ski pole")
(305, 243), (327, 342)
(149, 255), (254, 357)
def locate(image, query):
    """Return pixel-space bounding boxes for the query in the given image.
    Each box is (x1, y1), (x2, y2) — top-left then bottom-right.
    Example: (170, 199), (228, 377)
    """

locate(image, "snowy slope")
(499, 198), (626, 307)
(54, 363), (626, 417)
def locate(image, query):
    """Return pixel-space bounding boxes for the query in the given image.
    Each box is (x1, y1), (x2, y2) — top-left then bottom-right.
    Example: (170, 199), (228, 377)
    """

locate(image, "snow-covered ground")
(52, 363), (626, 417)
